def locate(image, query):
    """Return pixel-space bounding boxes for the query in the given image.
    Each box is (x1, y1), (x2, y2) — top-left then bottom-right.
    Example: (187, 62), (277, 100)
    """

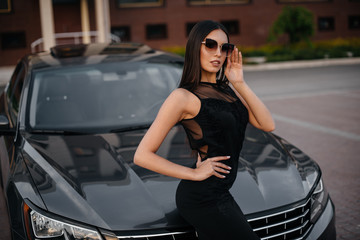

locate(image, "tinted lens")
(221, 43), (235, 54)
(203, 39), (234, 56)
(204, 39), (218, 50)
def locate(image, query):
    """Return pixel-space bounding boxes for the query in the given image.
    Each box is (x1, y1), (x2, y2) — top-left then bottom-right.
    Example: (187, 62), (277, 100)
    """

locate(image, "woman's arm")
(134, 88), (231, 181)
(226, 47), (275, 132)
(231, 81), (275, 132)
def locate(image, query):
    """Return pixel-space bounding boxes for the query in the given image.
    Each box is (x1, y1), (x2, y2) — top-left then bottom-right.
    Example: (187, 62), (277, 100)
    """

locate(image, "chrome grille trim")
(248, 198), (311, 222)
(291, 225), (313, 240)
(262, 220), (309, 240)
(253, 208), (310, 231)
(248, 198), (312, 240)
(116, 231), (196, 239)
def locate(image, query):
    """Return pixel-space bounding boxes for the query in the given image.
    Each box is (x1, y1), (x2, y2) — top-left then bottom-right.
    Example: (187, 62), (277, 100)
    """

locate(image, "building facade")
(0, 0), (360, 66)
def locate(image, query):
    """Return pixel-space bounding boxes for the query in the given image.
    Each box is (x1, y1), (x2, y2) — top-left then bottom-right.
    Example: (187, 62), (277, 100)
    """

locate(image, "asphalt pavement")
(244, 63), (360, 240)
(0, 58), (360, 239)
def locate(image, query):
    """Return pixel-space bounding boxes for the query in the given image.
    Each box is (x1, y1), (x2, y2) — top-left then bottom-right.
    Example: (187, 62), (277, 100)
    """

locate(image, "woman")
(134, 20), (275, 240)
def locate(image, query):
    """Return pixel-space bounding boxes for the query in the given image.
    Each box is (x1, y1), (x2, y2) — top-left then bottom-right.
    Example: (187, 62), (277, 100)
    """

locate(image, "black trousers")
(177, 195), (260, 240)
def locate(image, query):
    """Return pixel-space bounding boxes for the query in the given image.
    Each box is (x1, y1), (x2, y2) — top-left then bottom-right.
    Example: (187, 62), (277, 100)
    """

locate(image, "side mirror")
(0, 114), (15, 135)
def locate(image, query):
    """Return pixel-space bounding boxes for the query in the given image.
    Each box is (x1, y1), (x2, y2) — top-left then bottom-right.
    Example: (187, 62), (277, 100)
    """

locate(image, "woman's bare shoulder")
(171, 87), (194, 97)
(167, 88), (197, 103)
(167, 88), (200, 119)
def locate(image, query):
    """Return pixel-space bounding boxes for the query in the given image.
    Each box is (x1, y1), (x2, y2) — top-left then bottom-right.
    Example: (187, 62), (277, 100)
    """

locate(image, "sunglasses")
(201, 38), (235, 56)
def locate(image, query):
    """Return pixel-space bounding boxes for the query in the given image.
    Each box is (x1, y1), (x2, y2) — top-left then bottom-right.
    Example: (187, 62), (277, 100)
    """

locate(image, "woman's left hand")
(225, 47), (244, 85)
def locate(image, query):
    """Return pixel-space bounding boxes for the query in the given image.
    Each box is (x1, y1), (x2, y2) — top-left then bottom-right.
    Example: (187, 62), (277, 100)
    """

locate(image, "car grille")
(248, 199), (312, 240)
(117, 231), (198, 240)
(116, 199), (312, 240)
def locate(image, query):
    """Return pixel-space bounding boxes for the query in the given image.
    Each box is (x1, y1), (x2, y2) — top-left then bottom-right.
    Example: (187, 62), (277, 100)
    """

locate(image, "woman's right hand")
(193, 155), (232, 181)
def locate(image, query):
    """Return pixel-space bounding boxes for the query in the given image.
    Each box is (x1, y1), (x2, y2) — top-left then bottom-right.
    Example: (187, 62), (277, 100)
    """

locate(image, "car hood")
(23, 125), (319, 231)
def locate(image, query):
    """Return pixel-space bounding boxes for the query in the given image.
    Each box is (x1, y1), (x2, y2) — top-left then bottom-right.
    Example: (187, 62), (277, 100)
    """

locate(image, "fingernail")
(227, 156), (231, 158)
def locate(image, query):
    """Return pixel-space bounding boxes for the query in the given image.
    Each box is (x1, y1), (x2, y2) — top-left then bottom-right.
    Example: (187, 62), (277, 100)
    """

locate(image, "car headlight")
(23, 202), (103, 240)
(310, 178), (329, 223)
(31, 210), (102, 239)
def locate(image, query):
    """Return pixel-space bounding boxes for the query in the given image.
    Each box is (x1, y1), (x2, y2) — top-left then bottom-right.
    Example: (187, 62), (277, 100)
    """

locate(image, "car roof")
(25, 42), (183, 70)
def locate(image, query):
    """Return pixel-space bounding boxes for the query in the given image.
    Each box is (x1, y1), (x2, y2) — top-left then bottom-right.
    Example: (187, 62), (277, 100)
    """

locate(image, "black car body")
(0, 43), (336, 240)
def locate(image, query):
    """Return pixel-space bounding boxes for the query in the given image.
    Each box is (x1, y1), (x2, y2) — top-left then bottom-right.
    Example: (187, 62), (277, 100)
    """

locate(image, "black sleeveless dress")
(176, 82), (259, 240)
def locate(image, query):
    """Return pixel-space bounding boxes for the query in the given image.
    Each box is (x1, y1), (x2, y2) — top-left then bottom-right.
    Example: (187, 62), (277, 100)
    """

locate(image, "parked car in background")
(0, 43), (335, 240)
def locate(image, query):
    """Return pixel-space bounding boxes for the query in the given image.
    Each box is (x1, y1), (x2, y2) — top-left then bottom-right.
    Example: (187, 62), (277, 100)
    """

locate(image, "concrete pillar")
(95, 0), (111, 43)
(39, 0), (55, 50)
(81, 0), (91, 44)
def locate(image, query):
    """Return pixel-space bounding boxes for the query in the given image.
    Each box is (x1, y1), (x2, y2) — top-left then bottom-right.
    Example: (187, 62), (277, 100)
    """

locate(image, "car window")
(6, 62), (25, 125)
(28, 61), (182, 133)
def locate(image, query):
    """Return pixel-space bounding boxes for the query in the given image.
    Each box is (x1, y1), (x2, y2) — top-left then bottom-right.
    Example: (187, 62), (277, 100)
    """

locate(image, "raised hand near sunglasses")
(225, 47), (245, 85)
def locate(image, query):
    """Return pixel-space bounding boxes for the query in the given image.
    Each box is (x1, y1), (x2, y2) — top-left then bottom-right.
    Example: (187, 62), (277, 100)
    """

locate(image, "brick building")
(0, 0), (360, 66)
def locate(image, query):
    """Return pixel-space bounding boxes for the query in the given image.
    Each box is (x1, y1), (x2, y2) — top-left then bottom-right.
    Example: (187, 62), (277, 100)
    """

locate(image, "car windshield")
(28, 61), (182, 133)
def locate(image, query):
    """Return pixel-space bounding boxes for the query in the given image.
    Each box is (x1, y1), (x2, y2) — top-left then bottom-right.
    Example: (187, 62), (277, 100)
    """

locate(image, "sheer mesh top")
(180, 82), (249, 189)
(176, 82), (259, 237)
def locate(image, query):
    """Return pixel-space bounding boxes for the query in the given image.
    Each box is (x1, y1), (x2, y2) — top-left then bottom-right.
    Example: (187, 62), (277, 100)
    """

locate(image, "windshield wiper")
(110, 124), (151, 133)
(30, 124), (152, 135)
(30, 129), (89, 135)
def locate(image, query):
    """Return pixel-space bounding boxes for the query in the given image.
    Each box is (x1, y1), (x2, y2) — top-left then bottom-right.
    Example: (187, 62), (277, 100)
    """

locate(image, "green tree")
(268, 6), (315, 44)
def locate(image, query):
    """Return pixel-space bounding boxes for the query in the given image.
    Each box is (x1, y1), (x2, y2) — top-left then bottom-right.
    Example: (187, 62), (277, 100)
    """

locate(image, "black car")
(0, 43), (336, 240)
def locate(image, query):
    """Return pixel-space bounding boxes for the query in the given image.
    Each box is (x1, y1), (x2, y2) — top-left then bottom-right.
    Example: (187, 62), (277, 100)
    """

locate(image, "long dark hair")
(178, 20), (230, 91)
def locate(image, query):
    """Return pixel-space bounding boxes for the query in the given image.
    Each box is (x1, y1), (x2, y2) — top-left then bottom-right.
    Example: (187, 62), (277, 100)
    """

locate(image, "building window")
(111, 26), (131, 42)
(221, 20), (240, 35)
(349, 15), (360, 29)
(117, 0), (164, 8)
(146, 24), (167, 40)
(277, 0), (330, 2)
(0, 0), (11, 13)
(318, 17), (335, 31)
(188, 0), (250, 5)
(186, 22), (197, 36)
(1, 32), (26, 49)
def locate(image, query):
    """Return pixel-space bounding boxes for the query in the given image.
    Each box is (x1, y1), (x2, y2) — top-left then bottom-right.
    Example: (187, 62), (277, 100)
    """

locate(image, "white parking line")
(261, 89), (357, 101)
(273, 114), (360, 141)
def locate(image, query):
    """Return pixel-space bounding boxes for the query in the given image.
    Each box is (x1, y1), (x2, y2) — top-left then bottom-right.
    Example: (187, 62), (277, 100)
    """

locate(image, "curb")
(243, 57), (360, 72)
